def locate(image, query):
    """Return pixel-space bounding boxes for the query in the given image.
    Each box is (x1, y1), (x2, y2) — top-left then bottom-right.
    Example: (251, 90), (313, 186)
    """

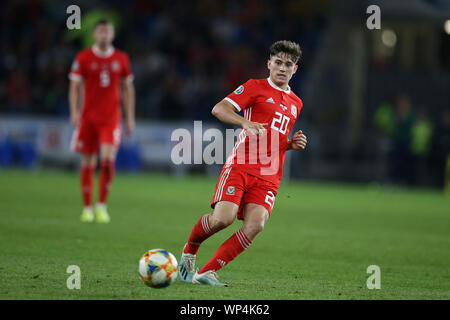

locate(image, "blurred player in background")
(178, 40), (308, 286)
(68, 20), (135, 223)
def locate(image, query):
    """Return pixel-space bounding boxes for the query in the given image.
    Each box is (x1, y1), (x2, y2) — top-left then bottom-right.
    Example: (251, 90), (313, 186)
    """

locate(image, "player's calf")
(242, 204), (269, 241)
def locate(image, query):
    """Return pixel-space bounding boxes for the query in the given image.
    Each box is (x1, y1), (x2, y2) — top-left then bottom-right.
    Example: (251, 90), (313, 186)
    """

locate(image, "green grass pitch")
(0, 169), (449, 300)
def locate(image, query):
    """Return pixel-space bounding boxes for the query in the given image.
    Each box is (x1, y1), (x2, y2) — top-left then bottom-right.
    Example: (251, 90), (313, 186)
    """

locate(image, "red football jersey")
(69, 45), (133, 125)
(223, 77), (303, 187)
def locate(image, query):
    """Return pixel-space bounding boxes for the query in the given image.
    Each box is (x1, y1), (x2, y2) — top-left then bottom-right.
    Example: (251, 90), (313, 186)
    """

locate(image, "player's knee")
(81, 154), (97, 167)
(253, 221), (265, 234)
(100, 145), (117, 161)
(244, 220), (265, 239)
(100, 152), (115, 162)
(210, 215), (234, 231)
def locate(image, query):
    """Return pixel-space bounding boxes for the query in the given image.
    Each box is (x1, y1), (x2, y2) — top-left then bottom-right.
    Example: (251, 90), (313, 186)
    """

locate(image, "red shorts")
(211, 166), (278, 220)
(70, 119), (121, 154)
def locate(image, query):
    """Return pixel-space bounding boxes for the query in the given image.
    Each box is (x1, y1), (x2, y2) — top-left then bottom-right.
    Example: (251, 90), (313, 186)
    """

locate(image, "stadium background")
(0, 0), (449, 300)
(1, 0), (449, 188)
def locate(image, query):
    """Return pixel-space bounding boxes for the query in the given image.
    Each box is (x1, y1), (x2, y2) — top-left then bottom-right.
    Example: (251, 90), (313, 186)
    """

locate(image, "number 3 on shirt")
(270, 111), (290, 135)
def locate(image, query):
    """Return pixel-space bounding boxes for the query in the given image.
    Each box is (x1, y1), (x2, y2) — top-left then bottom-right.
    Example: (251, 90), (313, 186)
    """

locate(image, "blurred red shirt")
(69, 45), (133, 125)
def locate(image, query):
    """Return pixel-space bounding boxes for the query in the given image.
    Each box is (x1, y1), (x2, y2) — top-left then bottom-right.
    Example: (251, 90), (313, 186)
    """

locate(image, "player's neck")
(268, 76), (290, 93)
(96, 43), (112, 52)
(92, 44), (114, 58)
(277, 82), (289, 90)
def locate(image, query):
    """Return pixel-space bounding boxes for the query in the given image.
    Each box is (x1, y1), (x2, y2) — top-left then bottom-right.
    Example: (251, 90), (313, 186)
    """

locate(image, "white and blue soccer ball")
(139, 249), (178, 288)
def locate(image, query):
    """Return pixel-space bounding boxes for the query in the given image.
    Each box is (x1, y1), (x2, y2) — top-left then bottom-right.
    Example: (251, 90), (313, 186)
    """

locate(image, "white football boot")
(178, 244), (196, 283)
(192, 270), (228, 287)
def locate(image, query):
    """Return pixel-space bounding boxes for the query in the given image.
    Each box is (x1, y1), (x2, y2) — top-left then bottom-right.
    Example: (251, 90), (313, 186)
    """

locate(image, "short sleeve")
(68, 53), (84, 82)
(296, 99), (303, 118)
(224, 79), (257, 112)
(121, 53), (134, 83)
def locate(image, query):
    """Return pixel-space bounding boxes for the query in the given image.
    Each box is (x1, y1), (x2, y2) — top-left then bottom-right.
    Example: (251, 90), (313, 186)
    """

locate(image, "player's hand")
(125, 118), (135, 135)
(70, 112), (79, 127)
(291, 130), (307, 150)
(242, 120), (267, 136)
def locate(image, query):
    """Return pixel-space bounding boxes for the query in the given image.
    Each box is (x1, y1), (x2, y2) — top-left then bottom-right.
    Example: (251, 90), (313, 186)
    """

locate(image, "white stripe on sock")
(202, 215), (211, 234)
(235, 230), (250, 249)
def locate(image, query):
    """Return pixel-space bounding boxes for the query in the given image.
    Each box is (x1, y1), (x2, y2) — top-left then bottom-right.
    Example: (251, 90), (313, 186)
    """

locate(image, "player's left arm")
(287, 130), (307, 150)
(121, 53), (135, 134)
(122, 79), (135, 134)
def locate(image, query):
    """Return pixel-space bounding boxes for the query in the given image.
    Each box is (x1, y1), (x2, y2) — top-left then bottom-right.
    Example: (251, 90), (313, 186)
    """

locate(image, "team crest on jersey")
(71, 61), (79, 71)
(111, 60), (120, 71)
(233, 85), (244, 95)
(291, 104), (297, 117)
(226, 186), (235, 195)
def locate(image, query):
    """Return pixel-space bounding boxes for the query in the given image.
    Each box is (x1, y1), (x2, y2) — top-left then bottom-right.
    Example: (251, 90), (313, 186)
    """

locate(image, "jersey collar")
(267, 77), (290, 94)
(92, 44), (115, 58)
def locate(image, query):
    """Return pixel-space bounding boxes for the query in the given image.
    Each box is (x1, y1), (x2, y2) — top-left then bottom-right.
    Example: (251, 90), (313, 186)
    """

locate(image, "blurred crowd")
(374, 94), (450, 188)
(0, 0), (325, 120)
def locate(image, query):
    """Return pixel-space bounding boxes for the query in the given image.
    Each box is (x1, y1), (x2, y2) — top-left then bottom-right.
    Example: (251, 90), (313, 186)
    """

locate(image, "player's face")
(267, 53), (298, 87)
(93, 24), (115, 47)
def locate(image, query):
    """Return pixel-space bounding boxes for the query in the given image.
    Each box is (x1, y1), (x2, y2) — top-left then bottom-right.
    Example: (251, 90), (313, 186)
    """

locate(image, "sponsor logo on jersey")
(266, 97), (275, 104)
(226, 186), (235, 195)
(233, 85), (244, 95)
(291, 104), (297, 117)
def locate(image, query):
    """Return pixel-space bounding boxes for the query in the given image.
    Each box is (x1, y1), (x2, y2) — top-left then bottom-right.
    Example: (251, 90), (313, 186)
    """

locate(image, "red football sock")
(80, 165), (95, 208)
(199, 229), (252, 273)
(184, 214), (214, 255)
(98, 160), (115, 204)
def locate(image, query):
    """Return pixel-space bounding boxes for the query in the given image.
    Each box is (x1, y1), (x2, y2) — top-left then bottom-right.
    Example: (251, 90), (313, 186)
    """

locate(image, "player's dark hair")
(94, 19), (113, 29)
(269, 40), (302, 64)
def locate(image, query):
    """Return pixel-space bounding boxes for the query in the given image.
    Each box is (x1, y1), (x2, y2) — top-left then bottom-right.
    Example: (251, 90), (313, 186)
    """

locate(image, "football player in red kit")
(68, 20), (135, 223)
(178, 41), (308, 286)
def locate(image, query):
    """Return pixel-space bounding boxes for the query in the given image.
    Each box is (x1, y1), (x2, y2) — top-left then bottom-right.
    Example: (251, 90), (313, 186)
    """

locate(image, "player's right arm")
(69, 79), (82, 127)
(212, 100), (266, 136)
(68, 53), (85, 127)
(212, 80), (266, 136)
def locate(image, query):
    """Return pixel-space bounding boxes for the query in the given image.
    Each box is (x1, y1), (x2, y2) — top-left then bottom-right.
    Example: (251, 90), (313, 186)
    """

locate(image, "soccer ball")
(138, 249), (178, 288)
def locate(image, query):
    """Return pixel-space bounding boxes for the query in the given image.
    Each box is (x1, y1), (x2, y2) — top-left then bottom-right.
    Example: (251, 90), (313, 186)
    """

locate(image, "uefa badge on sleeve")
(233, 85), (244, 95)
